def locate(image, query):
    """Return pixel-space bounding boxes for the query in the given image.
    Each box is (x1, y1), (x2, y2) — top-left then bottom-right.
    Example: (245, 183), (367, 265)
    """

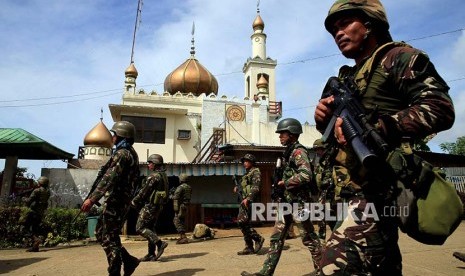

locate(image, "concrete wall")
(42, 168), (98, 208)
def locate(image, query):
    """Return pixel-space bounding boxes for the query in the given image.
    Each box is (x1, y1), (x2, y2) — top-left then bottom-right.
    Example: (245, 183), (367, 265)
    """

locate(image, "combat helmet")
(240, 153), (256, 164)
(110, 121), (135, 139)
(179, 173), (190, 183)
(324, 0), (389, 34)
(313, 138), (327, 149)
(275, 118), (303, 134)
(37, 176), (49, 187)
(147, 154), (164, 165)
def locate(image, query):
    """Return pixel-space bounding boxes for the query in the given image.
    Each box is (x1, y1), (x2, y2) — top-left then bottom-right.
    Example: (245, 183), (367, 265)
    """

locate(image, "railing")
(192, 128), (225, 163)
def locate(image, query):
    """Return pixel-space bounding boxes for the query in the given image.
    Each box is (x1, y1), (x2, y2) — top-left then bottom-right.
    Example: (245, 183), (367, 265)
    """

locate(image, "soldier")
(315, 1), (455, 275)
(131, 154), (169, 261)
(22, 176), (51, 252)
(81, 121), (140, 276)
(172, 173), (192, 244)
(312, 138), (329, 243)
(242, 118), (323, 276)
(234, 153), (265, 255)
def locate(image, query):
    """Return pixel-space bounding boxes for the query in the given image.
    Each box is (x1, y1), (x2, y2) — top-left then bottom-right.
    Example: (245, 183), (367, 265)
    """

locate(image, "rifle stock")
(271, 157), (285, 202)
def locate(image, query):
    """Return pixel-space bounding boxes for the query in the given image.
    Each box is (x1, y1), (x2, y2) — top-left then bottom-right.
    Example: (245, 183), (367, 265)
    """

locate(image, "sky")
(1, 0), (464, 179)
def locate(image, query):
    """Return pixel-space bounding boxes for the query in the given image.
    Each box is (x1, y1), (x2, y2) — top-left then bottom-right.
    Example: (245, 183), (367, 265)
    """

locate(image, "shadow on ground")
(160, 252), (209, 262)
(149, 268), (205, 276)
(0, 257), (48, 274)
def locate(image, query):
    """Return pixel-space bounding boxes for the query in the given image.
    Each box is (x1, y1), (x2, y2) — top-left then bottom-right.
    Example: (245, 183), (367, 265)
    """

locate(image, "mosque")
(58, 6), (321, 232)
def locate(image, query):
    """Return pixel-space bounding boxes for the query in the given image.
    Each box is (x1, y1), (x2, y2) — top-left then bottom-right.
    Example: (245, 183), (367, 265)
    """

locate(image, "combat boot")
(26, 237), (41, 252)
(254, 236), (265, 253)
(237, 246), (254, 255)
(241, 271), (266, 276)
(154, 240), (168, 260)
(453, 251), (465, 263)
(238, 239), (254, 255)
(122, 248), (140, 276)
(139, 242), (156, 262)
(176, 232), (189, 244)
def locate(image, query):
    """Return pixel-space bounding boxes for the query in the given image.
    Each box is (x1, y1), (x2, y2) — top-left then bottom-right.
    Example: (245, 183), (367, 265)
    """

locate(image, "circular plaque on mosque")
(226, 105), (245, 121)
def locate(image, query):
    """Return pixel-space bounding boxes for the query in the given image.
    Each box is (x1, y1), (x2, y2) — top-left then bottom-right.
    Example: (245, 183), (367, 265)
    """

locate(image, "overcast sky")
(1, 0), (464, 179)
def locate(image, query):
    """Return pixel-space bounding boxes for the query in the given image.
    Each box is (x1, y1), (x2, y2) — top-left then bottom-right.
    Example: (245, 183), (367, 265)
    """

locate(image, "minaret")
(124, 0), (142, 95)
(242, 1), (277, 104)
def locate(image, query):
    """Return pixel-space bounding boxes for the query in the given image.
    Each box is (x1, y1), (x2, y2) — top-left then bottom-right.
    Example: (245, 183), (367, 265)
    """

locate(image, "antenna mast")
(130, 0), (143, 63)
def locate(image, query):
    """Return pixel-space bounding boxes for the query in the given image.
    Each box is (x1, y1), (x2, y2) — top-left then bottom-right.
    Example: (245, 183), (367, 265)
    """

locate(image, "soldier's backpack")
(193, 223), (215, 239)
(388, 144), (463, 245)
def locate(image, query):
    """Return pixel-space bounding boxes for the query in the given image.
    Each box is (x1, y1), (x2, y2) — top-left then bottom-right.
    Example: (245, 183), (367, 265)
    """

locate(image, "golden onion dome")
(253, 14), (265, 31)
(83, 120), (113, 148)
(125, 62), (138, 78)
(164, 57), (219, 96)
(257, 74), (269, 89)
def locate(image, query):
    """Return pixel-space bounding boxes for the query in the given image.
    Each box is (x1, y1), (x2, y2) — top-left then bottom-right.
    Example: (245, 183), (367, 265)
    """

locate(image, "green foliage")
(440, 136), (465, 155)
(0, 207), (88, 248)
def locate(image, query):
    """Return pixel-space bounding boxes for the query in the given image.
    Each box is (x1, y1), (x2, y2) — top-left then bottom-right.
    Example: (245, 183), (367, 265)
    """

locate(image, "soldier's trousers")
(237, 204), (262, 247)
(258, 205), (323, 275)
(173, 205), (187, 233)
(136, 204), (163, 253)
(320, 197), (402, 275)
(95, 205), (129, 275)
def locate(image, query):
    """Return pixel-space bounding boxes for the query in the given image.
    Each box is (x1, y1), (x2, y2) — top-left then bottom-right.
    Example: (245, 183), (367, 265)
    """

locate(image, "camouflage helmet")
(324, 0), (389, 34)
(179, 173), (190, 183)
(110, 121), (135, 139)
(275, 118), (303, 134)
(313, 138), (327, 149)
(147, 154), (164, 165)
(240, 153), (256, 164)
(37, 176), (49, 187)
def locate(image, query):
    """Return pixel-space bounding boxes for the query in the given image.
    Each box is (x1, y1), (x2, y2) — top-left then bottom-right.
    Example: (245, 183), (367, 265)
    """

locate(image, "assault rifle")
(71, 162), (109, 224)
(232, 175), (244, 202)
(321, 77), (389, 168)
(271, 157), (285, 202)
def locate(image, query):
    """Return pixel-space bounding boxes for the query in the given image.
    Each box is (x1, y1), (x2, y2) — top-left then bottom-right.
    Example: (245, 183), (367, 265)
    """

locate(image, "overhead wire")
(1, 27), (464, 108)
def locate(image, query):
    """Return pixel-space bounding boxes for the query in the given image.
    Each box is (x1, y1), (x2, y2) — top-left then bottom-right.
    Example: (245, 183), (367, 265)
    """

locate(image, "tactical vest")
(241, 167), (260, 199)
(333, 42), (413, 198)
(149, 171), (169, 205)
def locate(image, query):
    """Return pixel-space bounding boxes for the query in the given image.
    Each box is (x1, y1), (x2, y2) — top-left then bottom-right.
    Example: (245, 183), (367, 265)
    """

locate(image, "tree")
(439, 136), (465, 155)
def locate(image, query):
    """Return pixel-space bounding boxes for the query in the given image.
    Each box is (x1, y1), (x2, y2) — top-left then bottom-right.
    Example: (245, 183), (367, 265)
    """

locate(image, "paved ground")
(2, 222), (465, 276)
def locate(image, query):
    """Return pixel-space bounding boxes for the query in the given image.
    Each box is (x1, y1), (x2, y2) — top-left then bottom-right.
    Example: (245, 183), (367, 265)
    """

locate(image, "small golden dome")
(164, 57), (219, 96)
(257, 74), (268, 89)
(253, 14), (265, 31)
(84, 120), (113, 148)
(125, 62), (138, 78)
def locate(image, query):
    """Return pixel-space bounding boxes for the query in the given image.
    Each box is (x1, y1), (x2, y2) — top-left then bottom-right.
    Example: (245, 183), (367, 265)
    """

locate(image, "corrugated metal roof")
(0, 128), (42, 143)
(0, 128), (74, 160)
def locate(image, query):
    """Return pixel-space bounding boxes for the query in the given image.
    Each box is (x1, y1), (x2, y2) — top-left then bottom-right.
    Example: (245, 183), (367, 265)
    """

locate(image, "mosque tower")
(82, 111), (113, 160)
(242, 3), (277, 103)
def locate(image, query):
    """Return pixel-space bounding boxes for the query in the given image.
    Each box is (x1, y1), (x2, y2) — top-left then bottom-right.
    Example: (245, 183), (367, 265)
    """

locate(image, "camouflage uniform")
(237, 166), (264, 254)
(132, 167), (169, 259)
(258, 142), (323, 275)
(89, 141), (140, 275)
(319, 1), (455, 275)
(172, 179), (192, 238)
(23, 179), (50, 252)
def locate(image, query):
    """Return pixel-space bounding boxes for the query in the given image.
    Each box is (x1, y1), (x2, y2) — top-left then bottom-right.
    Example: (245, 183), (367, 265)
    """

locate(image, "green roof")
(0, 128), (74, 160)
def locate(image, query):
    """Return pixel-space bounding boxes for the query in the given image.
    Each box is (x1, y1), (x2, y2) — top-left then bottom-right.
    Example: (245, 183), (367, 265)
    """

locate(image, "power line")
(2, 27), (464, 108)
